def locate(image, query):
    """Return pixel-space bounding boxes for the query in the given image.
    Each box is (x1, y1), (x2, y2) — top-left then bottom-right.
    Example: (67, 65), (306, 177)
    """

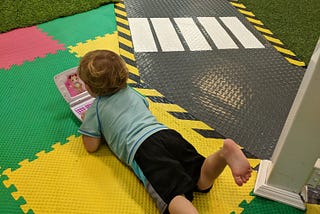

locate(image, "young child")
(77, 50), (252, 214)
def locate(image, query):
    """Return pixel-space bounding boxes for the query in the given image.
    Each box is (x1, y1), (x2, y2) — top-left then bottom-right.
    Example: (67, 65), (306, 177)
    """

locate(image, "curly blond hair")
(78, 50), (129, 96)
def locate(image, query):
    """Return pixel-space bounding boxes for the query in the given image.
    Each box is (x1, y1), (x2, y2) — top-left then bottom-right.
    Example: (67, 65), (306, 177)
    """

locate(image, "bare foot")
(222, 139), (252, 186)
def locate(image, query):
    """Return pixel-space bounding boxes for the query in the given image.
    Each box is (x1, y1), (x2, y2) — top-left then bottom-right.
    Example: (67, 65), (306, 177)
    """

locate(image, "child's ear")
(85, 84), (97, 97)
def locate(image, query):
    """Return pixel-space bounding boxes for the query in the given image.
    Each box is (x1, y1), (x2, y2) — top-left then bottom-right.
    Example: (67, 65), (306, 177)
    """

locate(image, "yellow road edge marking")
(115, 8), (127, 17)
(117, 26), (131, 36)
(238, 9), (255, 17)
(119, 36), (133, 48)
(230, 2), (246, 9)
(254, 26), (273, 35)
(135, 88), (164, 97)
(116, 16), (129, 25)
(115, 2), (125, 9)
(274, 45), (296, 56)
(263, 35), (283, 45)
(246, 17), (263, 25)
(285, 57), (306, 67)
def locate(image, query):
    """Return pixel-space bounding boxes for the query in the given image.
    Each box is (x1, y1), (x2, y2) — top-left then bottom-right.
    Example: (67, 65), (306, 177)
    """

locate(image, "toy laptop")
(54, 67), (95, 121)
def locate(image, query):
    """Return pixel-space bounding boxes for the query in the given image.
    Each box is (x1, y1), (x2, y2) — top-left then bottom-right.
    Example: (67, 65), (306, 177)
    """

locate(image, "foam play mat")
(0, 1), (318, 213)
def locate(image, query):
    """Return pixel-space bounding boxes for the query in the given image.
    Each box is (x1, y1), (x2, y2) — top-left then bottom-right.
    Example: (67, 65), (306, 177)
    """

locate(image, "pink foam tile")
(0, 26), (65, 70)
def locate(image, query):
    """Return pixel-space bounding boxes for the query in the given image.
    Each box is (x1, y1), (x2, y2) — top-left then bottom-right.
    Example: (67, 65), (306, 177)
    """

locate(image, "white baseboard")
(253, 160), (306, 210)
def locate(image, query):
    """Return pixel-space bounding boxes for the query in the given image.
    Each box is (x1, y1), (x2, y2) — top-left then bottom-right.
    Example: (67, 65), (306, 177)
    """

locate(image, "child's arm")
(82, 135), (102, 153)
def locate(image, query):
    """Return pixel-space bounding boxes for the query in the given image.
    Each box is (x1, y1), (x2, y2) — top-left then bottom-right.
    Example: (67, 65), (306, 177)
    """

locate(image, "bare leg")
(167, 139), (251, 213)
(197, 139), (252, 190)
(168, 195), (199, 214)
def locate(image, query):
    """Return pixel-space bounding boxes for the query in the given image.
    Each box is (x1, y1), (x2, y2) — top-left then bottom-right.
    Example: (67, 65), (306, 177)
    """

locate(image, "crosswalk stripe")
(128, 18), (158, 52)
(174, 18), (211, 51)
(198, 17), (238, 49)
(151, 18), (184, 52)
(128, 17), (265, 52)
(220, 17), (265, 49)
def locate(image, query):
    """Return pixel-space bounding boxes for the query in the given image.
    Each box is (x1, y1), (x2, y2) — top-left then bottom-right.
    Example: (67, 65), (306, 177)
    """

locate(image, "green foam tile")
(0, 179), (26, 214)
(38, 4), (117, 47)
(0, 50), (81, 172)
(240, 191), (305, 214)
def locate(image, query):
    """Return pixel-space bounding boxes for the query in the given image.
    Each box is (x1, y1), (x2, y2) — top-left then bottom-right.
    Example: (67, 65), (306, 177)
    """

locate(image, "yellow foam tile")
(194, 169), (257, 214)
(3, 134), (257, 214)
(3, 136), (158, 213)
(68, 32), (119, 58)
(306, 203), (320, 214)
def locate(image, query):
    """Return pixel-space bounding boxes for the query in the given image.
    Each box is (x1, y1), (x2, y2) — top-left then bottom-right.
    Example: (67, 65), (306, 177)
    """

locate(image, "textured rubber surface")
(124, 0), (306, 159)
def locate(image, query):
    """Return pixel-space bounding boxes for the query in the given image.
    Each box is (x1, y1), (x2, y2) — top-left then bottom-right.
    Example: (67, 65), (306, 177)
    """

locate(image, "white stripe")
(197, 17), (238, 49)
(128, 18), (157, 52)
(220, 17), (264, 49)
(174, 18), (211, 51)
(151, 18), (184, 52)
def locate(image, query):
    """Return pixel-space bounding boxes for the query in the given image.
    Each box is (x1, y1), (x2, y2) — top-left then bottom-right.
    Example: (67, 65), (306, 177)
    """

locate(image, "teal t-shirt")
(78, 86), (168, 166)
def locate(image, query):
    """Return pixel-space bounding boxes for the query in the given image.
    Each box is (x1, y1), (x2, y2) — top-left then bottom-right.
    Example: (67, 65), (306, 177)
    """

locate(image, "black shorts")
(134, 129), (208, 213)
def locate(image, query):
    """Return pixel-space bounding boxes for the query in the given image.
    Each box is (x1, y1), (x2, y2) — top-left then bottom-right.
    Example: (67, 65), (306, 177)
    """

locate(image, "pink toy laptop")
(54, 67), (95, 121)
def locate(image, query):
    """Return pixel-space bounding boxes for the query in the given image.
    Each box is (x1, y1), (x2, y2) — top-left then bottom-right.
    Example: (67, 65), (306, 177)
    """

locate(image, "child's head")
(78, 50), (129, 96)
